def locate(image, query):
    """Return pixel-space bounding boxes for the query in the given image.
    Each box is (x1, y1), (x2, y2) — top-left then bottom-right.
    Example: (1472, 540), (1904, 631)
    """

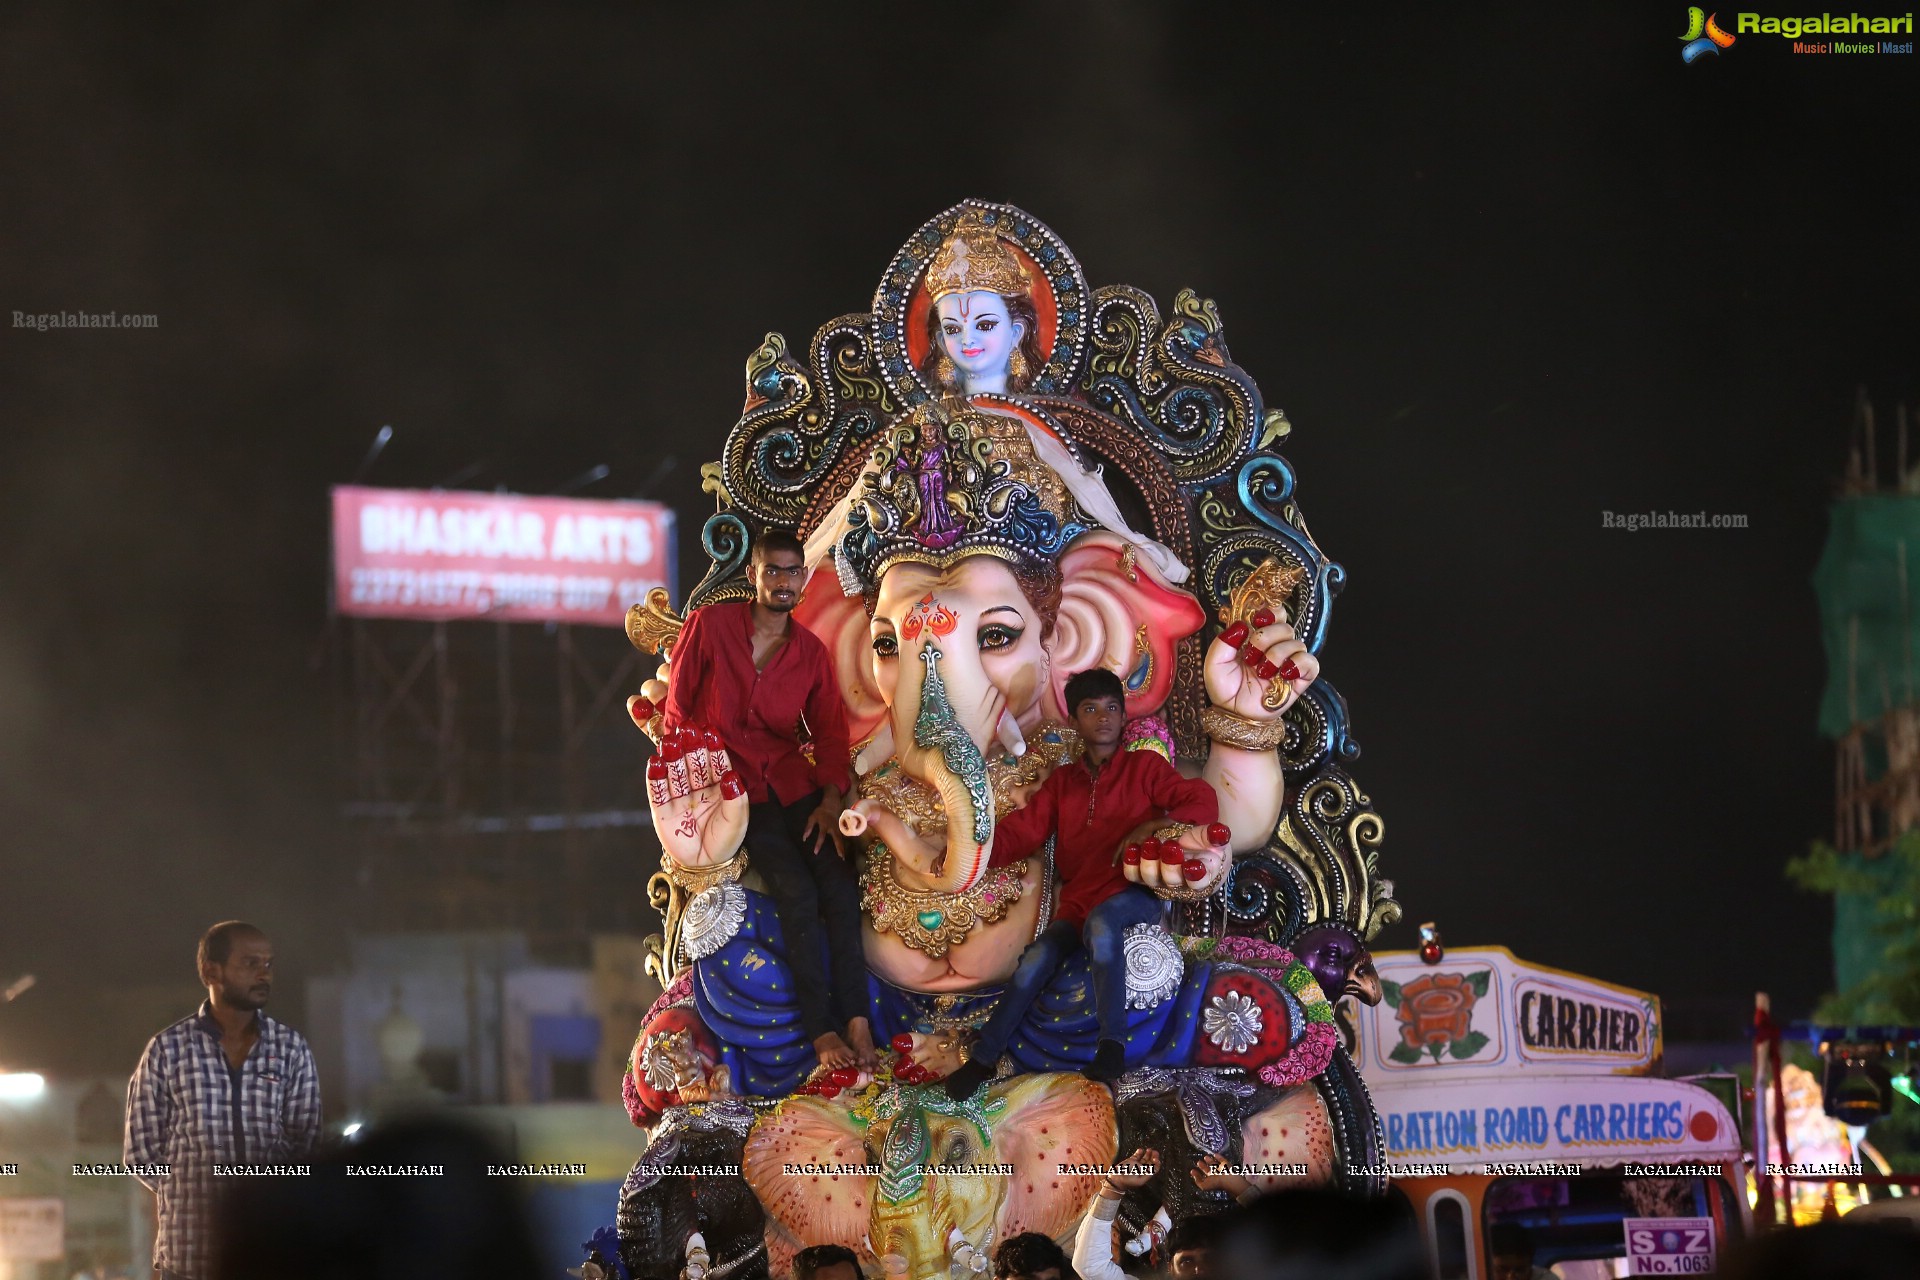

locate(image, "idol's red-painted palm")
(636, 705), (749, 869)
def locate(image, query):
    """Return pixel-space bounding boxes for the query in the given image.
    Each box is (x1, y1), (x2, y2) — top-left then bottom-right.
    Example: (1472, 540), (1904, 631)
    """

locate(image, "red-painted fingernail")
(1184, 859), (1207, 881)
(1207, 822), (1231, 846)
(1251, 608), (1275, 629)
(1278, 658), (1301, 682)
(1255, 659), (1280, 681)
(1124, 844), (1143, 865)
(720, 773), (745, 799)
(1160, 843), (1184, 864)
(1220, 622), (1249, 650)
(891, 1034), (915, 1053)
(703, 729), (722, 750)
(660, 739), (683, 761)
(630, 696), (654, 722)
(1241, 644), (1262, 665)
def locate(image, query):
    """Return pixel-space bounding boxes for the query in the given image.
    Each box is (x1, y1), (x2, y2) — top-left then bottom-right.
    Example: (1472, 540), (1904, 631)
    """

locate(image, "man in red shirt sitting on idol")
(942, 667), (1226, 1098)
(662, 529), (877, 1070)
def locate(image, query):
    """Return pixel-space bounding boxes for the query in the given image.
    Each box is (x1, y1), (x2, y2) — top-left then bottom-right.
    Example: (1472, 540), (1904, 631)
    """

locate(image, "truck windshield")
(1482, 1173), (1743, 1277)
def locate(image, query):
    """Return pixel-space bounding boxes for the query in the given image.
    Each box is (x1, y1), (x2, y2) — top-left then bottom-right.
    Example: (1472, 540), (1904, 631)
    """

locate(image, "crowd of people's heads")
(210, 1117), (543, 1280)
(982, 1191), (1413, 1280)
(1716, 1218), (1920, 1280)
(199, 1155), (1920, 1280)
(1207, 1190), (1425, 1280)
(792, 1242), (864, 1280)
(994, 1230), (1073, 1280)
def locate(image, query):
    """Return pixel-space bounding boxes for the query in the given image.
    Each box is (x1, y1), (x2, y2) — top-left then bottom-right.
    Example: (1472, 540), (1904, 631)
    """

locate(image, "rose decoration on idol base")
(1382, 970), (1492, 1064)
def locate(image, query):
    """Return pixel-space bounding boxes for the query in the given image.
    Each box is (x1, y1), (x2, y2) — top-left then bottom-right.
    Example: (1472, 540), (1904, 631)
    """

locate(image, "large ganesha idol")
(612, 203), (1401, 1280)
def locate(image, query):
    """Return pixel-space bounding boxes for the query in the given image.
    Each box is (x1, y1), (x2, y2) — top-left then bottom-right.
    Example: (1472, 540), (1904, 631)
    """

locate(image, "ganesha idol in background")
(613, 202), (1402, 1280)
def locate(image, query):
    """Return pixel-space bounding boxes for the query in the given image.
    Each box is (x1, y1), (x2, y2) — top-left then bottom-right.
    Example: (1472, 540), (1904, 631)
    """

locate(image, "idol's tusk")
(995, 710), (1027, 758)
(855, 722), (896, 775)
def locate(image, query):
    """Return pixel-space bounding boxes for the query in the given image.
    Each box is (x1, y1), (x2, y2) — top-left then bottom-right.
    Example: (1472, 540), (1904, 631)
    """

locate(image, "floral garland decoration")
(1122, 714), (1176, 761)
(1211, 934), (1339, 1088)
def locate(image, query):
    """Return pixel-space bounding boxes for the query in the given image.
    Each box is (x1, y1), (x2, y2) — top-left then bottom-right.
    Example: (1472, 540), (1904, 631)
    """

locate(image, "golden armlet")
(1200, 705), (1289, 752)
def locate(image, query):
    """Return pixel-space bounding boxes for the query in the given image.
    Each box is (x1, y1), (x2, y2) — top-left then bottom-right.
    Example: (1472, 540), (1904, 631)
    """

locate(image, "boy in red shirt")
(943, 668), (1219, 1097)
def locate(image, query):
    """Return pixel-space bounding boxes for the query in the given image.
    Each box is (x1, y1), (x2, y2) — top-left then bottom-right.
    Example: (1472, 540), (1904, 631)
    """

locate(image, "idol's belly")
(861, 868), (1045, 992)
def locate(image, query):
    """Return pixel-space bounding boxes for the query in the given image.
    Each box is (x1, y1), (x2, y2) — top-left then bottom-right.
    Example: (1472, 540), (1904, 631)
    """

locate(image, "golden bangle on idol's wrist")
(1200, 704), (1289, 752)
(659, 848), (747, 892)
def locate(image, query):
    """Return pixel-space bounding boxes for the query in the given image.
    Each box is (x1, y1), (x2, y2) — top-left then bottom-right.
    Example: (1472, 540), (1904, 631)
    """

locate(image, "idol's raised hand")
(1203, 606), (1320, 723)
(636, 709), (748, 870)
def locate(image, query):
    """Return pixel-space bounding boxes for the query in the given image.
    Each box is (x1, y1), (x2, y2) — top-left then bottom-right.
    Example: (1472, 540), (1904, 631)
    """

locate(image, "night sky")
(3, 2), (1914, 1071)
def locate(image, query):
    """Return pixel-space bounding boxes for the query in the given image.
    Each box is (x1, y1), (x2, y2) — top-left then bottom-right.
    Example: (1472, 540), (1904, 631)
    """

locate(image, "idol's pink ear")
(992, 1073), (1119, 1242)
(741, 1094), (874, 1252)
(791, 573), (888, 747)
(1049, 531), (1205, 720)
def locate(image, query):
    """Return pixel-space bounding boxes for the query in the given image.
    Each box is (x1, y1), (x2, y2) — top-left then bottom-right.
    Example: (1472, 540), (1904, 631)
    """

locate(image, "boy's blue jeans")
(969, 886), (1165, 1064)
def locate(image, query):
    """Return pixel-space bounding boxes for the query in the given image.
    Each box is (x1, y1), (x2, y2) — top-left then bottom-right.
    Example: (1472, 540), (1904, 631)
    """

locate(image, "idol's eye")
(976, 318), (998, 332)
(979, 624), (1022, 652)
(942, 322), (961, 336)
(872, 634), (899, 658)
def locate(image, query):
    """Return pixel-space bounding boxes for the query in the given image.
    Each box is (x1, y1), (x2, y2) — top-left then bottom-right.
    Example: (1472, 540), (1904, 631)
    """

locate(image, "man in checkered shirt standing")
(124, 921), (322, 1279)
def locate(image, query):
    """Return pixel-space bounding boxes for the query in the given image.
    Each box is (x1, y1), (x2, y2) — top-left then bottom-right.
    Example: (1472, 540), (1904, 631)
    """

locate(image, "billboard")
(1367, 1074), (1739, 1173)
(1355, 947), (1662, 1079)
(332, 486), (676, 626)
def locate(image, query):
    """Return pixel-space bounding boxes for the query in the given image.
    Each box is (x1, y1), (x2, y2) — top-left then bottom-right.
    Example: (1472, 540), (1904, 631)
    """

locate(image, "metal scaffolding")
(1820, 390), (1920, 857)
(334, 615), (654, 951)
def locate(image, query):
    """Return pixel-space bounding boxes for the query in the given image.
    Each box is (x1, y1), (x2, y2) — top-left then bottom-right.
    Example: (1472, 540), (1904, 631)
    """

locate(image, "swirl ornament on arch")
(619, 200), (1404, 1279)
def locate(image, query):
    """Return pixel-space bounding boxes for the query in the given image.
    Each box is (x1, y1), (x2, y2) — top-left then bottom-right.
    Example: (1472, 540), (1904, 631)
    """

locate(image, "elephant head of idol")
(795, 407), (1205, 894)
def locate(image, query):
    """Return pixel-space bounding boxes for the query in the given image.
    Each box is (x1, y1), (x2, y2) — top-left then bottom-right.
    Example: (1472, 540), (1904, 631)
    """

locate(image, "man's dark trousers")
(743, 789), (869, 1039)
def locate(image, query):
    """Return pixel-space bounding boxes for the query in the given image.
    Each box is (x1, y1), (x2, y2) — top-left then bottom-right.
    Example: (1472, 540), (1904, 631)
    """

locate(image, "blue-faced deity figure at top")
(918, 210), (1051, 398)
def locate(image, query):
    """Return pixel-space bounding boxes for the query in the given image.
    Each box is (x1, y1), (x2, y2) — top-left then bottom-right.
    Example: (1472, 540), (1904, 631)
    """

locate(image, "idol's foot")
(813, 1030), (856, 1070)
(847, 1017), (879, 1073)
(1085, 1038), (1126, 1084)
(943, 1057), (994, 1101)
